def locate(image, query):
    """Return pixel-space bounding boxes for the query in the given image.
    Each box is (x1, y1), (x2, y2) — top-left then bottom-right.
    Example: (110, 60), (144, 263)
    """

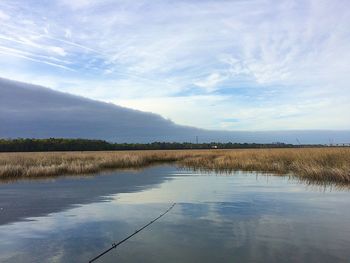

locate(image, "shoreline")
(0, 148), (349, 185)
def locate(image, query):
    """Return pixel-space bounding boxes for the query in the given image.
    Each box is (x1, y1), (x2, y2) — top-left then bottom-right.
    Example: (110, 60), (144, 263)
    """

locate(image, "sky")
(0, 0), (349, 131)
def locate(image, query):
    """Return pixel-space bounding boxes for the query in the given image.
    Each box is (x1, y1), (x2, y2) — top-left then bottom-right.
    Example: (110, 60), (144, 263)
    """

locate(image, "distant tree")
(0, 138), (303, 152)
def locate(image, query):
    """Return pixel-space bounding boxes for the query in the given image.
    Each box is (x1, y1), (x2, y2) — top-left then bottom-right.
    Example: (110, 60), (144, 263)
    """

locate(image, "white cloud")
(114, 95), (228, 129)
(114, 93), (350, 131)
(49, 46), (67, 56)
(0, 10), (9, 20)
(58, 0), (99, 10)
(194, 73), (227, 92)
(0, 0), (349, 130)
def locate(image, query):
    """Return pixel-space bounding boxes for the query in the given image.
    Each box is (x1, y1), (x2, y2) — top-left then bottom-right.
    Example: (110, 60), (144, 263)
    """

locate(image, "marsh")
(1, 148), (350, 184)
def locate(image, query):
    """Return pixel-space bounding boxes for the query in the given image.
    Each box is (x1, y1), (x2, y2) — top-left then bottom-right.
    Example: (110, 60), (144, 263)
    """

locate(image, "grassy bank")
(0, 148), (349, 184)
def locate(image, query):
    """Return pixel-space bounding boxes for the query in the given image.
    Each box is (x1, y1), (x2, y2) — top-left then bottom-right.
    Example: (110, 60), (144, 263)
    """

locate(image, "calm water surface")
(0, 165), (349, 263)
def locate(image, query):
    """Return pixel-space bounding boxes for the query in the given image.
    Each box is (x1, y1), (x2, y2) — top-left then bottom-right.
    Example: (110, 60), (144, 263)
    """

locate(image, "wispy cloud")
(194, 73), (227, 92)
(0, 0), (349, 130)
(0, 9), (9, 20)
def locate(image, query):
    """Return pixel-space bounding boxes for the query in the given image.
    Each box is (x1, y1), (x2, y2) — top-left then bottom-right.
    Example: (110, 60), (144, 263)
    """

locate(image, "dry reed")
(0, 148), (349, 184)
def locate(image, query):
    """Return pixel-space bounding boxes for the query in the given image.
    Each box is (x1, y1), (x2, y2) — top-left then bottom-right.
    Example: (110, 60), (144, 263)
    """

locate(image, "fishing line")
(89, 203), (176, 263)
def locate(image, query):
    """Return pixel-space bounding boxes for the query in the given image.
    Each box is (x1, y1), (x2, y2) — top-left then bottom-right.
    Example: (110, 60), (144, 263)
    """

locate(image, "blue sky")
(0, 0), (349, 130)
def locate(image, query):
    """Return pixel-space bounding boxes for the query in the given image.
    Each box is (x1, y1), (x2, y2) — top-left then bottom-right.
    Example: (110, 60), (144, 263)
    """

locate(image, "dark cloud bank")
(0, 77), (349, 144)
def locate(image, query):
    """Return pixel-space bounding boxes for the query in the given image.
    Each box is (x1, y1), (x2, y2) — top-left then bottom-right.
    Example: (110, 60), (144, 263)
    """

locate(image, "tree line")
(0, 138), (301, 152)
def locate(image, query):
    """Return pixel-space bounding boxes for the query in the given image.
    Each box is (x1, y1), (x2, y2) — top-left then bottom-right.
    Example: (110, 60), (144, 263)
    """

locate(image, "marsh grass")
(0, 148), (349, 185)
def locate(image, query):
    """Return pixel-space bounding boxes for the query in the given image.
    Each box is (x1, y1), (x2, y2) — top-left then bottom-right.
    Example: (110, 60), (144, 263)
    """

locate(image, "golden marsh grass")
(0, 148), (349, 184)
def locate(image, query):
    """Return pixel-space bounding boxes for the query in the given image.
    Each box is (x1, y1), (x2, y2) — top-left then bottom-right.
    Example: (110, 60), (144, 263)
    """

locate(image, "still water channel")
(0, 165), (349, 263)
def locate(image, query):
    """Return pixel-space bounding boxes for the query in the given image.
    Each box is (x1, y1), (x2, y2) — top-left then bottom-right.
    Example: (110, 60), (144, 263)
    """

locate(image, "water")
(0, 165), (349, 263)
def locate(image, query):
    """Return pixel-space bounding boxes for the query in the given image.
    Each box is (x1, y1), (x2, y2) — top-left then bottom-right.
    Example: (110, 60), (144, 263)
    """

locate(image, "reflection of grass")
(0, 148), (349, 184)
